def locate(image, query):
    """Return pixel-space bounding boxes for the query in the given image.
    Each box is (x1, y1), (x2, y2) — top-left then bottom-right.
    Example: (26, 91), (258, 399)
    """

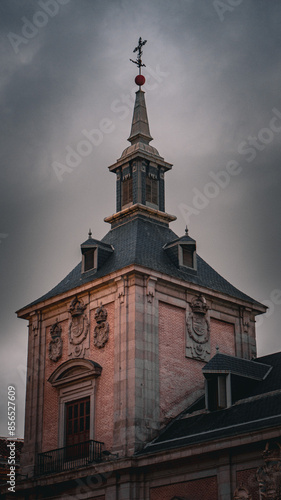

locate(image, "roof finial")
(130, 37), (147, 88)
(216, 345), (220, 353)
(185, 226), (189, 235)
(88, 228), (92, 239)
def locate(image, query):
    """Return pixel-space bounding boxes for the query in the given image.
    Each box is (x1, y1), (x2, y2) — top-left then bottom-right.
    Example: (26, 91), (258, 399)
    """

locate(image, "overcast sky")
(0, 0), (280, 438)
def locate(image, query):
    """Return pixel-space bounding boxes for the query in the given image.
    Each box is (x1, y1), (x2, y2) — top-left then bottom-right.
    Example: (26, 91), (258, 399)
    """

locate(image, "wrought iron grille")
(36, 440), (104, 476)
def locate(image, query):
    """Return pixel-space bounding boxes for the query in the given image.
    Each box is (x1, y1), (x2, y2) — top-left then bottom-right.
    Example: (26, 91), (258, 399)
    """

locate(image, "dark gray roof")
(140, 351), (281, 455)
(80, 237), (113, 250)
(20, 215), (262, 310)
(203, 353), (272, 380)
(163, 233), (196, 247)
(141, 394), (281, 453)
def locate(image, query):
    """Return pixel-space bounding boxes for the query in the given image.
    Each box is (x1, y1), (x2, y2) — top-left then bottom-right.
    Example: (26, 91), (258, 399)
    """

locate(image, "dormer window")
(181, 246), (194, 268)
(80, 232), (114, 274)
(179, 244), (196, 270)
(206, 375), (229, 411)
(83, 249), (97, 272)
(163, 231), (197, 273)
(122, 176), (133, 207)
(203, 352), (272, 412)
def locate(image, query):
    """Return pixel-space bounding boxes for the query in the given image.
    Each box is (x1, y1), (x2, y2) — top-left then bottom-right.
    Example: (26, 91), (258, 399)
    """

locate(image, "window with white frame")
(48, 359), (102, 449)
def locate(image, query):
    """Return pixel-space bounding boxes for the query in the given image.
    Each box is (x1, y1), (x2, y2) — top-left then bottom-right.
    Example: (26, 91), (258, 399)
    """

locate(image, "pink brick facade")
(150, 476), (218, 500)
(158, 303), (236, 421)
(41, 300), (115, 454)
(209, 318), (235, 357)
(159, 301), (204, 420)
(236, 469), (259, 500)
(15, 269), (270, 500)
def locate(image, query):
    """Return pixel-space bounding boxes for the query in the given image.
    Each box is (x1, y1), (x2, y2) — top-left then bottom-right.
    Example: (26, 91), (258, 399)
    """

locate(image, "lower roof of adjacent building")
(140, 351), (281, 455)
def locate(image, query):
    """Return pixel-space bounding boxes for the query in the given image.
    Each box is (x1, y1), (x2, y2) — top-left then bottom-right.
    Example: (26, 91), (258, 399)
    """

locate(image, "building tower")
(12, 40), (280, 500)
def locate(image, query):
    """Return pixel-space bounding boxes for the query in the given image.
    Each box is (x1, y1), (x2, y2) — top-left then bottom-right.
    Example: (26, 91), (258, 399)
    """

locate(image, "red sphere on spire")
(135, 74), (145, 86)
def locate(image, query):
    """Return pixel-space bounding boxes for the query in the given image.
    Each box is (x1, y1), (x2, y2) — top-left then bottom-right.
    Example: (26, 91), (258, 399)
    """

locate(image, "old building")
(2, 41), (281, 499)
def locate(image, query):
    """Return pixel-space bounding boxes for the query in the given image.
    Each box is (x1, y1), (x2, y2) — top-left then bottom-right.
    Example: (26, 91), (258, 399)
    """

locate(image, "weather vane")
(130, 37), (147, 88)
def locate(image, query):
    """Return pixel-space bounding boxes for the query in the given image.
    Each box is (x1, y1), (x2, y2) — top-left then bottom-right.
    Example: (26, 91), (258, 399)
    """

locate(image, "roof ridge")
(233, 388), (281, 406)
(213, 352), (272, 368)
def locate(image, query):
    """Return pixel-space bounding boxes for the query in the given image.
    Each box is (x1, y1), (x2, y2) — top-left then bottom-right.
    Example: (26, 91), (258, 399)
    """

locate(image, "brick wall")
(210, 318), (235, 357)
(150, 476), (218, 500)
(159, 302), (205, 419)
(42, 301), (115, 453)
(42, 318), (69, 452)
(94, 301), (114, 449)
(236, 469), (259, 500)
(159, 303), (236, 420)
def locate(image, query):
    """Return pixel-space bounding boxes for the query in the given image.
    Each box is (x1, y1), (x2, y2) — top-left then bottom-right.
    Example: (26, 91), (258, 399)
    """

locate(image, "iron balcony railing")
(36, 439), (104, 476)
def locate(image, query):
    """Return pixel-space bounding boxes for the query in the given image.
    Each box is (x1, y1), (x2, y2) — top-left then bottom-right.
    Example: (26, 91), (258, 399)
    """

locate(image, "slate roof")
(203, 353), (272, 380)
(80, 237), (113, 250)
(19, 214), (263, 311)
(163, 233), (196, 247)
(141, 352), (281, 455)
(142, 394), (281, 453)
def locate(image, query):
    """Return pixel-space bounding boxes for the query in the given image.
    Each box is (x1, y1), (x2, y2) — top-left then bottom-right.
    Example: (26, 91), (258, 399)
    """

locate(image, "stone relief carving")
(241, 308), (251, 333)
(93, 304), (109, 348)
(146, 276), (157, 303)
(48, 320), (62, 362)
(30, 311), (39, 336)
(186, 294), (210, 362)
(115, 276), (126, 304)
(233, 484), (252, 500)
(256, 442), (281, 499)
(68, 297), (89, 358)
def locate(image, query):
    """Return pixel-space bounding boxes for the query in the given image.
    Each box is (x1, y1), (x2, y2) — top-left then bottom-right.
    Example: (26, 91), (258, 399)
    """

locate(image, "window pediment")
(48, 359), (102, 388)
(80, 235), (114, 273)
(163, 236), (197, 273)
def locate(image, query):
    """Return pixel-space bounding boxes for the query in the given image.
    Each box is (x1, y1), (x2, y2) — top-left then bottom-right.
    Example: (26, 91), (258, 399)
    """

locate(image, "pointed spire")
(128, 90), (153, 145)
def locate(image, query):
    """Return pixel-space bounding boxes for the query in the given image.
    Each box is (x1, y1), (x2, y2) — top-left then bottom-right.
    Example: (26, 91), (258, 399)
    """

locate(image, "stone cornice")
(104, 203), (176, 226)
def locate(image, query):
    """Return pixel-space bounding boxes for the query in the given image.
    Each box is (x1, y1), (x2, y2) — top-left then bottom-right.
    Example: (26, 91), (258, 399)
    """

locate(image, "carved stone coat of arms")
(68, 297), (89, 358)
(256, 442), (281, 499)
(93, 304), (109, 348)
(49, 320), (63, 362)
(186, 294), (210, 362)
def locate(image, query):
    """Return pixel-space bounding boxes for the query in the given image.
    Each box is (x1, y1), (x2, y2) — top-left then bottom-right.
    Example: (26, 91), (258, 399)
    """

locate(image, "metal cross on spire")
(130, 37), (147, 73)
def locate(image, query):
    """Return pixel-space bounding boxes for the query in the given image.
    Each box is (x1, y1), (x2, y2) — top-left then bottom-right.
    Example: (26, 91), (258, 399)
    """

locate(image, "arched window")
(48, 359), (102, 449)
